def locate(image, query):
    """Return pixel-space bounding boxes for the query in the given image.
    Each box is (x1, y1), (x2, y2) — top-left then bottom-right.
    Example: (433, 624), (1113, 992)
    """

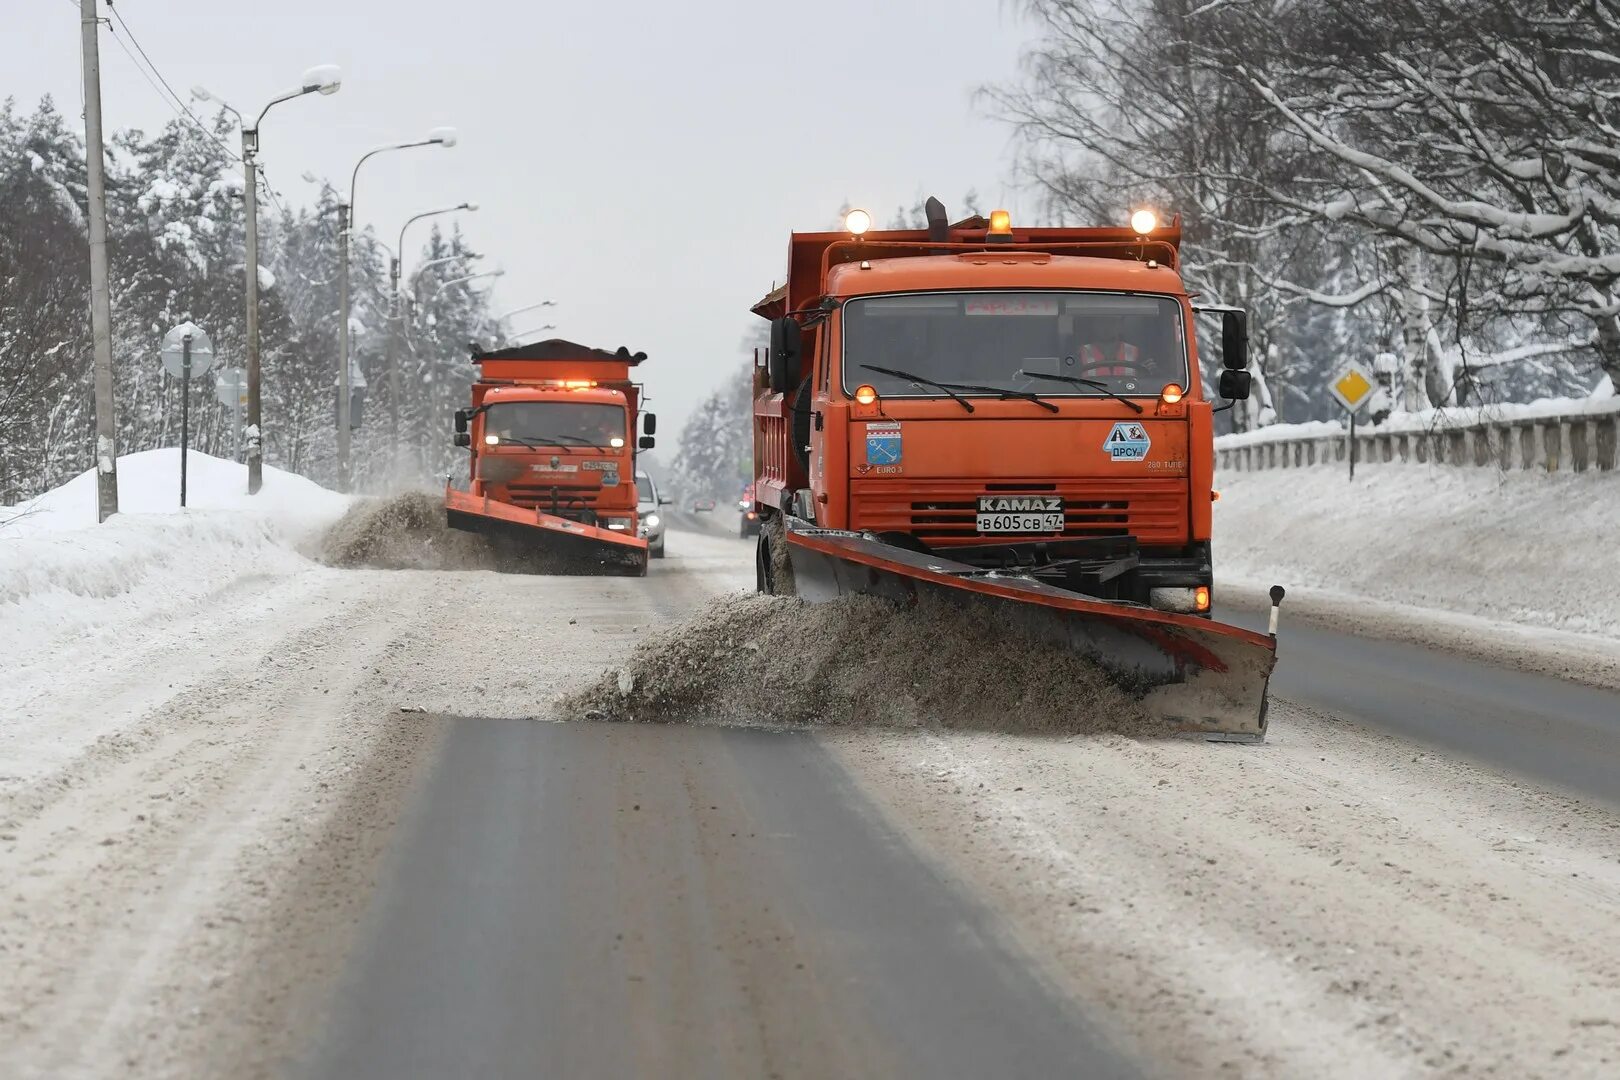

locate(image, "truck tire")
(756, 513), (796, 596)
(755, 529), (772, 594)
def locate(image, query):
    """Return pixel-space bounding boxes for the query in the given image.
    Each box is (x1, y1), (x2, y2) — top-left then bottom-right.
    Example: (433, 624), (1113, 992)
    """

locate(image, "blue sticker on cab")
(1104, 421), (1151, 461)
(865, 421), (902, 466)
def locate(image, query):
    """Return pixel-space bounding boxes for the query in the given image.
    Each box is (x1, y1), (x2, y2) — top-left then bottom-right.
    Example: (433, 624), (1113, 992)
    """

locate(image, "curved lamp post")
(337, 127), (456, 490)
(385, 201), (476, 455)
(197, 65), (340, 494)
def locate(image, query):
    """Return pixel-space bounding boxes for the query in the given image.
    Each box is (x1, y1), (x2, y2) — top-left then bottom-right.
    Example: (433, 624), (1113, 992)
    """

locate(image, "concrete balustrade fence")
(1215, 402), (1620, 475)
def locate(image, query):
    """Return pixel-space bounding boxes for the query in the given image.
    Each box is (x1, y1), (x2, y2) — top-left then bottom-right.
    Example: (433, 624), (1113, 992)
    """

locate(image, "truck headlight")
(604, 517), (631, 531)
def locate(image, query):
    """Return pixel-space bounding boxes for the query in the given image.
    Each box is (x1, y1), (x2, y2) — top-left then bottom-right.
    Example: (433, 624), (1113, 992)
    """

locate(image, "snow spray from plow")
(783, 519), (1284, 741)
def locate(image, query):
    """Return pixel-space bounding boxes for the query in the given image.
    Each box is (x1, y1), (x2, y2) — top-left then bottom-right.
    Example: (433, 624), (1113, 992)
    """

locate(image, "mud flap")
(783, 520), (1278, 741)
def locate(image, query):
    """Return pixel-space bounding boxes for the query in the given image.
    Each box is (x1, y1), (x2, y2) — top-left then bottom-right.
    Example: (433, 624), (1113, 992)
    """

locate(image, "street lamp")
(496, 300), (557, 322)
(197, 65), (341, 495)
(386, 202), (476, 456)
(428, 268), (504, 301)
(410, 252), (481, 294)
(509, 323), (557, 341)
(337, 127), (457, 491)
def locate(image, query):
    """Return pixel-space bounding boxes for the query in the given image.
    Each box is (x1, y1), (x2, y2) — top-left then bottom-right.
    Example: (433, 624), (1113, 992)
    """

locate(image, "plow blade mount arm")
(784, 520), (1278, 741)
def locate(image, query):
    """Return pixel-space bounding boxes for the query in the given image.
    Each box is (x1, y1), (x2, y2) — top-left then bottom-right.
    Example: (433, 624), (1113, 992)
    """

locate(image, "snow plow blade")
(444, 485), (648, 564)
(784, 521), (1279, 741)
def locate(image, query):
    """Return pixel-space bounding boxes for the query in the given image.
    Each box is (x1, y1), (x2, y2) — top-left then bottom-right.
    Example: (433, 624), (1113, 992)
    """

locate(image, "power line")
(101, 2), (242, 165)
(256, 164), (289, 218)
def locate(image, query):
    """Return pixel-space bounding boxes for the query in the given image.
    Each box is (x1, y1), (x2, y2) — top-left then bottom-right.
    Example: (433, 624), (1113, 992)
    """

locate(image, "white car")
(636, 472), (668, 558)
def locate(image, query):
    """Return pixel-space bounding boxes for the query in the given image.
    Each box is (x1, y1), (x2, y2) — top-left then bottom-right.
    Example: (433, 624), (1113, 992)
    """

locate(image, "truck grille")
(504, 481), (603, 519)
(850, 478), (1187, 547)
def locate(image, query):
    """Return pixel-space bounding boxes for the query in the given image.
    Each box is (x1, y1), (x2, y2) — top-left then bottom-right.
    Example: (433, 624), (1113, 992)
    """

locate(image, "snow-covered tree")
(988, 0), (1617, 421)
(0, 95), (506, 504)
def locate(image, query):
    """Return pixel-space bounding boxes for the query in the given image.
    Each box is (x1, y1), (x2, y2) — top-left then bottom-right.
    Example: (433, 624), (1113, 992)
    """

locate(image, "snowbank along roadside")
(1214, 462), (1620, 671)
(2, 449), (349, 786)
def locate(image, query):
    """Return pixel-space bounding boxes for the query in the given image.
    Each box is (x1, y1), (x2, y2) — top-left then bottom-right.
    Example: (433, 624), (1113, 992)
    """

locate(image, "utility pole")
(337, 201), (352, 491)
(80, 0), (119, 521)
(243, 135), (263, 492)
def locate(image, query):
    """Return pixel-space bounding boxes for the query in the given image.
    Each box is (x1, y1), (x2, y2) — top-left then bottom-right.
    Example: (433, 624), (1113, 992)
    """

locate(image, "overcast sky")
(12, 0), (1039, 439)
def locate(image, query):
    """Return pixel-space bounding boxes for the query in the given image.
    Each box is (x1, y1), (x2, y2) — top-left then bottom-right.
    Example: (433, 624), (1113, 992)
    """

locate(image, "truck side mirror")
(453, 432), (471, 447)
(1221, 311), (1249, 371)
(454, 409), (470, 434)
(643, 412), (657, 435)
(639, 435), (656, 450)
(769, 317), (801, 393)
(1218, 368), (1252, 401)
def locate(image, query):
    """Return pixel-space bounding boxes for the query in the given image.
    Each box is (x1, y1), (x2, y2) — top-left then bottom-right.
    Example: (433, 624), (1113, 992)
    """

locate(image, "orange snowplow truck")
(446, 339), (657, 575)
(750, 199), (1286, 740)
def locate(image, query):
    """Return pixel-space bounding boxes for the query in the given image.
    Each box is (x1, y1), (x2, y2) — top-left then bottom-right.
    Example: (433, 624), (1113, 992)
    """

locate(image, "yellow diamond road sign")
(1329, 362), (1376, 413)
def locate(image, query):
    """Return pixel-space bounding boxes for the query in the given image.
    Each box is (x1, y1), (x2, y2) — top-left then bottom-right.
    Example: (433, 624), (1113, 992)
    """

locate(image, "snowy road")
(5, 520), (1620, 1078)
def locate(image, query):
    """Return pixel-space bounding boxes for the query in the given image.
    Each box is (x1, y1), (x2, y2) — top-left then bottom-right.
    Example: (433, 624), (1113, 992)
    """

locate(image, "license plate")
(976, 512), (1064, 533)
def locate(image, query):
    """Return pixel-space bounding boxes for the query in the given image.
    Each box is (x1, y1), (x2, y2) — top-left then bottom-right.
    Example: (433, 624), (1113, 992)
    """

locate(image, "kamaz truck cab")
(447, 339), (657, 574)
(750, 200), (1254, 614)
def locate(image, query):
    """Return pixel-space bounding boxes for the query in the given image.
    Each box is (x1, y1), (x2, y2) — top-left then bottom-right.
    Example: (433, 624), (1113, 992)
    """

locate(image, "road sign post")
(161, 323), (215, 508)
(1328, 361), (1377, 482)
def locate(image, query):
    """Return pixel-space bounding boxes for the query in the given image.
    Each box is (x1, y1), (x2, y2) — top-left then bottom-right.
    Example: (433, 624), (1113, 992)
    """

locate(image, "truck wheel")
(755, 530), (773, 594)
(757, 514), (796, 597)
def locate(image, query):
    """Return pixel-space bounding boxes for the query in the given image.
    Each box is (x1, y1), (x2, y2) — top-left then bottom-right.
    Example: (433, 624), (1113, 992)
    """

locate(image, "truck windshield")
(484, 401), (626, 448)
(842, 291), (1188, 399)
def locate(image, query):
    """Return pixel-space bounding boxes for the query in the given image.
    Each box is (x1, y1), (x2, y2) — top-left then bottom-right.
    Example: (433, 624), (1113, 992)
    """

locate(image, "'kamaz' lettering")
(977, 496), (1062, 513)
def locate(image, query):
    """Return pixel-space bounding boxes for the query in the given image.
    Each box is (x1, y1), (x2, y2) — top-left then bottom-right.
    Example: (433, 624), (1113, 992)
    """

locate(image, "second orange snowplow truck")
(446, 339), (656, 575)
(749, 199), (1285, 739)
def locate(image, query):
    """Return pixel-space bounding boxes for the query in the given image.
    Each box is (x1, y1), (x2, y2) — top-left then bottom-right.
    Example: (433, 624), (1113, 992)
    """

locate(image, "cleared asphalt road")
(294, 530), (1619, 1079)
(302, 720), (1134, 1080)
(1224, 599), (1620, 805)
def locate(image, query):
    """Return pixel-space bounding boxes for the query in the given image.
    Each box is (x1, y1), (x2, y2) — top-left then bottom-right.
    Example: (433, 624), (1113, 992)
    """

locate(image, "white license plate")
(975, 512), (1065, 534)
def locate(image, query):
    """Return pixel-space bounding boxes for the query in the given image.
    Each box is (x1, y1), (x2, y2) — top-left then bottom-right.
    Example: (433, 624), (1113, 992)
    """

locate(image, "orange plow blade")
(783, 520), (1279, 741)
(445, 484), (648, 568)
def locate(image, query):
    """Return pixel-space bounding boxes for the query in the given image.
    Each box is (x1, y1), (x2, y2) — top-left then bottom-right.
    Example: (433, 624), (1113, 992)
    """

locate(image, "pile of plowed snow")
(320, 492), (500, 570)
(320, 492), (635, 574)
(562, 592), (1155, 735)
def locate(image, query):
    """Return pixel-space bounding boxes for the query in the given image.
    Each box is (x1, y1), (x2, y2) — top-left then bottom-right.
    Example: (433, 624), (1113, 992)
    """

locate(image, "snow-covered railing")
(1215, 397), (1620, 474)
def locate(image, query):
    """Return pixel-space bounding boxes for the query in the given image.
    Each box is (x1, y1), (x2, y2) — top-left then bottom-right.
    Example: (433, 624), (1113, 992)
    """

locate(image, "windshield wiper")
(490, 433), (614, 450)
(859, 364), (975, 413)
(945, 382), (1059, 413)
(533, 433), (614, 449)
(1020, 371), (1146, 414)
